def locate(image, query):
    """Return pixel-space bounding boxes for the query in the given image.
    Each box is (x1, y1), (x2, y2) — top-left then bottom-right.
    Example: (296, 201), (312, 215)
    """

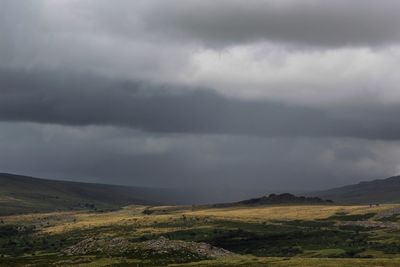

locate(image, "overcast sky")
(2, 0), (400, 200)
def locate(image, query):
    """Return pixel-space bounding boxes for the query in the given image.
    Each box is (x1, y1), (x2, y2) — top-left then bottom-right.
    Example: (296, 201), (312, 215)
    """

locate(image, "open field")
(2, 203), (400, 266)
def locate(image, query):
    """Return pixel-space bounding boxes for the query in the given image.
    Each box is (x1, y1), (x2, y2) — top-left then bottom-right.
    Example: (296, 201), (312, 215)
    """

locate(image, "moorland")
(2, 202), (400, 266)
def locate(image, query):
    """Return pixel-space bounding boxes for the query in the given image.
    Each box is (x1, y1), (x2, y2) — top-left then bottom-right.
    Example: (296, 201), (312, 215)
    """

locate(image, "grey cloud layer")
(4, 0), (400, 50)
(2, 0), (400, 108)
(1, 69), (400, 140)
(92, 0), (400, 48)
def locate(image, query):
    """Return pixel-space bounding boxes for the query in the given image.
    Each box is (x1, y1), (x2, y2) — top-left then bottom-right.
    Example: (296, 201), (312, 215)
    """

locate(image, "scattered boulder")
(339, 220), (400, 230)
(56, 258), (92, 265)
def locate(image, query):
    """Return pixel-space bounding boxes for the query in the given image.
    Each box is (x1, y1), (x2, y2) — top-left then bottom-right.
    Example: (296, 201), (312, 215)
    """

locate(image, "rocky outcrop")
(63, 237), (130, 256)
(63, 236), (234, 259)
(142, 236), (234, 259)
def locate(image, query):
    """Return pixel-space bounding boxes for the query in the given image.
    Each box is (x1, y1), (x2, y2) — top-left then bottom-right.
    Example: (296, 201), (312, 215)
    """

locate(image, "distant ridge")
(0, 173), (172, 215)
(212, 193), (332, 208)
(238, 193), (333, 205)
(311, 175), (400, 204)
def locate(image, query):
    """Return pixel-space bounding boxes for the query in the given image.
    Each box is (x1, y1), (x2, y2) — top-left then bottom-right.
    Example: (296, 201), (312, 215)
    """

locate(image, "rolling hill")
(3, 172), (400, 216)
(311, 175), (400, 204)
(0, 173), (178, 215)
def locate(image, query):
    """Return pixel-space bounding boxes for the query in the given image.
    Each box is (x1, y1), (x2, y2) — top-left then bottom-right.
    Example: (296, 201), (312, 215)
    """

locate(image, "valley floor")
(2, 203), (400, 266)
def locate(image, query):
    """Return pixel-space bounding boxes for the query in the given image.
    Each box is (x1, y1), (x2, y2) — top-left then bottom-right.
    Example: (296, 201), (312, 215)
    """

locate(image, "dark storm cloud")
(95, 0), (400, 48)
(1, 69), (400, 140)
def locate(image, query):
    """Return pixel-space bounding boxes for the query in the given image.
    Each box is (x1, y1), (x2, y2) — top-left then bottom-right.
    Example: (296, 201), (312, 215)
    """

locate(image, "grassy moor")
(2, 202), (400, 266)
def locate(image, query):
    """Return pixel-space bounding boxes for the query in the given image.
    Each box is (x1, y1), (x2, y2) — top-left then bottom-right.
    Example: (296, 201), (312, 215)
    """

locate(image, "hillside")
(311, 175), (400, 204)
(0, 173), (173, 215)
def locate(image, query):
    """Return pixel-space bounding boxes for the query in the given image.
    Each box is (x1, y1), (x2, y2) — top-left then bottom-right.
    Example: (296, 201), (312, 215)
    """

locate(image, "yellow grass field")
(2, 203), (399, 234)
